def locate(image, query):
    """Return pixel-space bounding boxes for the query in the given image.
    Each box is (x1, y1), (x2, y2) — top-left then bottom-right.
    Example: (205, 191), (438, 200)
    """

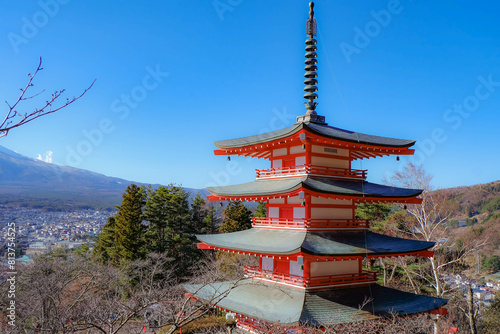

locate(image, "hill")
(0, 145), (208, 211)
(440, 181), (500, 259)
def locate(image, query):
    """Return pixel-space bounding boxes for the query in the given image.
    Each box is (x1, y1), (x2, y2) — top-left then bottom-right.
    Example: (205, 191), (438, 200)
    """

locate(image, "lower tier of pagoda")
(244, 266), (377, 290)
(184, 279), (448, 328)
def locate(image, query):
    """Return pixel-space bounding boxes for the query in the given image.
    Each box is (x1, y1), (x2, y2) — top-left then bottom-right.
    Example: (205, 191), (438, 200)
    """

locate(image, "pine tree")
(93, 216), (118, 264)
(190, 193), (208, 234)
(254, 201), (267, 218)
(144, 184), (199, 278)
(114, 184), (146, 262)
(203, 203), (220, 234)
(220, 200), (252, 233)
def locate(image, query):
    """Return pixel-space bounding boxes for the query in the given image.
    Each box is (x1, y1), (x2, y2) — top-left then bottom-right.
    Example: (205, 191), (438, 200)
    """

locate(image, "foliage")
(481, 255), (500, 273)
(143, 184), (202, 278)
(465, 217), (478, 226)
(355, 202), (391, 222)
(114, 184), (147, 262)
(482, 293), (500, 333)
(220, 200), (252, 233)
(254, 201), (267, 218)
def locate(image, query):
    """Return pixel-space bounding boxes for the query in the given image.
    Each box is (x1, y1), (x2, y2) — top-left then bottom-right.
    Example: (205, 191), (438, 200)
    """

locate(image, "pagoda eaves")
(206, 176), (423, 204)
(213, 122), (416, 160)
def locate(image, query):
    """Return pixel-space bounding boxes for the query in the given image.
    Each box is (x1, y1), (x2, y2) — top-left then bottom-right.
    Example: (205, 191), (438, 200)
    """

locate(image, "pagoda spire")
(297, 2), (326, 124)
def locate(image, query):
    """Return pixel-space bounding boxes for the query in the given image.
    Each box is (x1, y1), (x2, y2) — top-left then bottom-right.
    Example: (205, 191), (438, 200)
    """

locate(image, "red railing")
(244, 266), (377, 288)
(251, 217), (370, 229)
(256, 165), (367, 179)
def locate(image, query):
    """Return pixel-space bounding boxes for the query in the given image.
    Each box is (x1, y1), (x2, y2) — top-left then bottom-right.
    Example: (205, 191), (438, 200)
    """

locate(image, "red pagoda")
(187, 2), (447, 332)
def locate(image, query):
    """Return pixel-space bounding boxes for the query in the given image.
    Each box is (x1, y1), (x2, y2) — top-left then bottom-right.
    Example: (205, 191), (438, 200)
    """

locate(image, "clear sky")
(1, 0), (499, 190)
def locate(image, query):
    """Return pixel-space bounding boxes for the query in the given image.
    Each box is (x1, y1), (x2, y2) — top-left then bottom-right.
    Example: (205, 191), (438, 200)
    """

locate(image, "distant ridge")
(0, 145), (208, 210)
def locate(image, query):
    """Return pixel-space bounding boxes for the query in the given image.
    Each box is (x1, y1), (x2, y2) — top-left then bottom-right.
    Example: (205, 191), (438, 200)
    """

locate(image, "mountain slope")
(0, 145), (208, 210)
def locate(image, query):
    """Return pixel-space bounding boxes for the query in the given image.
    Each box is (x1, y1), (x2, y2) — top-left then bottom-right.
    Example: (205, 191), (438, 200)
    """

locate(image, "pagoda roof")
(207, 176), (422, 201)
(214, 122), (415, 149)
(197, 229), (434, 256)
(184, 279), (447, 326)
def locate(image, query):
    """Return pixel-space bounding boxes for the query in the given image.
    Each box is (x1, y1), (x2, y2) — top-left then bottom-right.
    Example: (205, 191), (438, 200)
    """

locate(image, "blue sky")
(1, 0), (499, 190)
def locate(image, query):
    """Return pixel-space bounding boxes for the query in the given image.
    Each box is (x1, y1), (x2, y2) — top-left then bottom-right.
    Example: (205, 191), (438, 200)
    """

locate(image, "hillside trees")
(1, 58), (94, 138)
(95, 184), (215, 278)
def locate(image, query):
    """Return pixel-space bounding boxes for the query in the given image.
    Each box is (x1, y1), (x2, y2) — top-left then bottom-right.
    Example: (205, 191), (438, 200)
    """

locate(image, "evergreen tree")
(93, 216), (118, 263)
(144, 184), (199, 278)
(355, 202), (391, 222)
(114, 184), (146, 262)
(190, 193), (208, 234)
(254, 201), (267, 218)
(220, 200), (252, 233)
(203, 203), (220, 234)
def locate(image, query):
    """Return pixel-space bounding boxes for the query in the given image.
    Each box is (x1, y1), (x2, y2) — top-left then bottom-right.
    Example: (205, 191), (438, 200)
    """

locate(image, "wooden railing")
(255, 165), (367, 179)
(244, 266), (377, 288)
(251, 217), (370, 229)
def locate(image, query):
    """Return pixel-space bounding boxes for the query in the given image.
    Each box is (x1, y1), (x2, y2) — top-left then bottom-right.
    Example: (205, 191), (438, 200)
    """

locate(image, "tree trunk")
(468, 284), (477, 334)
(380, 260), (387, 286)
(429, 257), (441, 296)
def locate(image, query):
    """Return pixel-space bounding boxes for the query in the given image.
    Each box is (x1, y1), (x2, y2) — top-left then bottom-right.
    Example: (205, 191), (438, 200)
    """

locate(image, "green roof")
(207, 176), (422, 199)
(184, 279), (447, 326)
(197, 229), (434, 256)
(214, 122), (415, 149)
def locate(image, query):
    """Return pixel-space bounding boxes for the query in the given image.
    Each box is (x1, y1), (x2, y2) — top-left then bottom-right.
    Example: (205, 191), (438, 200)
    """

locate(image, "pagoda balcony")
(244, 266), (378, 289)
(255, 165), (367, 180)
(252, 217), (370, 230)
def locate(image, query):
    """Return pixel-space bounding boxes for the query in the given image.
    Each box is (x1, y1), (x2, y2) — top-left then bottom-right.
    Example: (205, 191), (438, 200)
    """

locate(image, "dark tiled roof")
(213, 122), (415, 149)
(214, 124), (301, 149)
(207, 176), (422, 199)
(197, 229), (434, 256)
(305, 123), (415, 148)
(184, 279), (447, 326)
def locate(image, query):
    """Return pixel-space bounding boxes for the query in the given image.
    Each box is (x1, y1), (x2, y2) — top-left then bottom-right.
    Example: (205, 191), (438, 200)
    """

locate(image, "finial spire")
(297, 1), (326, 124)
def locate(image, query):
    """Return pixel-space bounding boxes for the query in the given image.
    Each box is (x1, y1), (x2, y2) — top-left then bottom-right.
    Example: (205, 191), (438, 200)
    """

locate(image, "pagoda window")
(293, 207), (305, 220)
(290, 145), (306, 154)
(271, 159), (282, 169)
(261, 256), (274, 272)
(310, 260), (359, 276)
(311, 207), (353, 220)
(289, 259), (304, 277)
(311, 156), (349, 169)
(295, 156), (306, 167)
(311, 197), (352, 205)
(272, 148), (287, 157)
(268, 198), (285, 204)
(268, 207), (279, 219)
(312, 145), (349, 157)
(287, 196), (302, 205)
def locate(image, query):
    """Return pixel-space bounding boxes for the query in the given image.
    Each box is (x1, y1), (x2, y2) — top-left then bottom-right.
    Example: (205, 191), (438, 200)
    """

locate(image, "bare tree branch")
(1, 57), (95, 138)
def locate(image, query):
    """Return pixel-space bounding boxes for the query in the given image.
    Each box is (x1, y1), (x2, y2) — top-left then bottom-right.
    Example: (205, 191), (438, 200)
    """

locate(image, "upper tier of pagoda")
(213, 121), (416, 160)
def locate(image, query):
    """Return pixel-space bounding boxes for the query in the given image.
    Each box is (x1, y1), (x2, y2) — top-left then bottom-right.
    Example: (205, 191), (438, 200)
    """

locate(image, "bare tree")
(1, 57), (94, 138)
(388, 163), (486, 297)
(0, 252), (245, 334)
